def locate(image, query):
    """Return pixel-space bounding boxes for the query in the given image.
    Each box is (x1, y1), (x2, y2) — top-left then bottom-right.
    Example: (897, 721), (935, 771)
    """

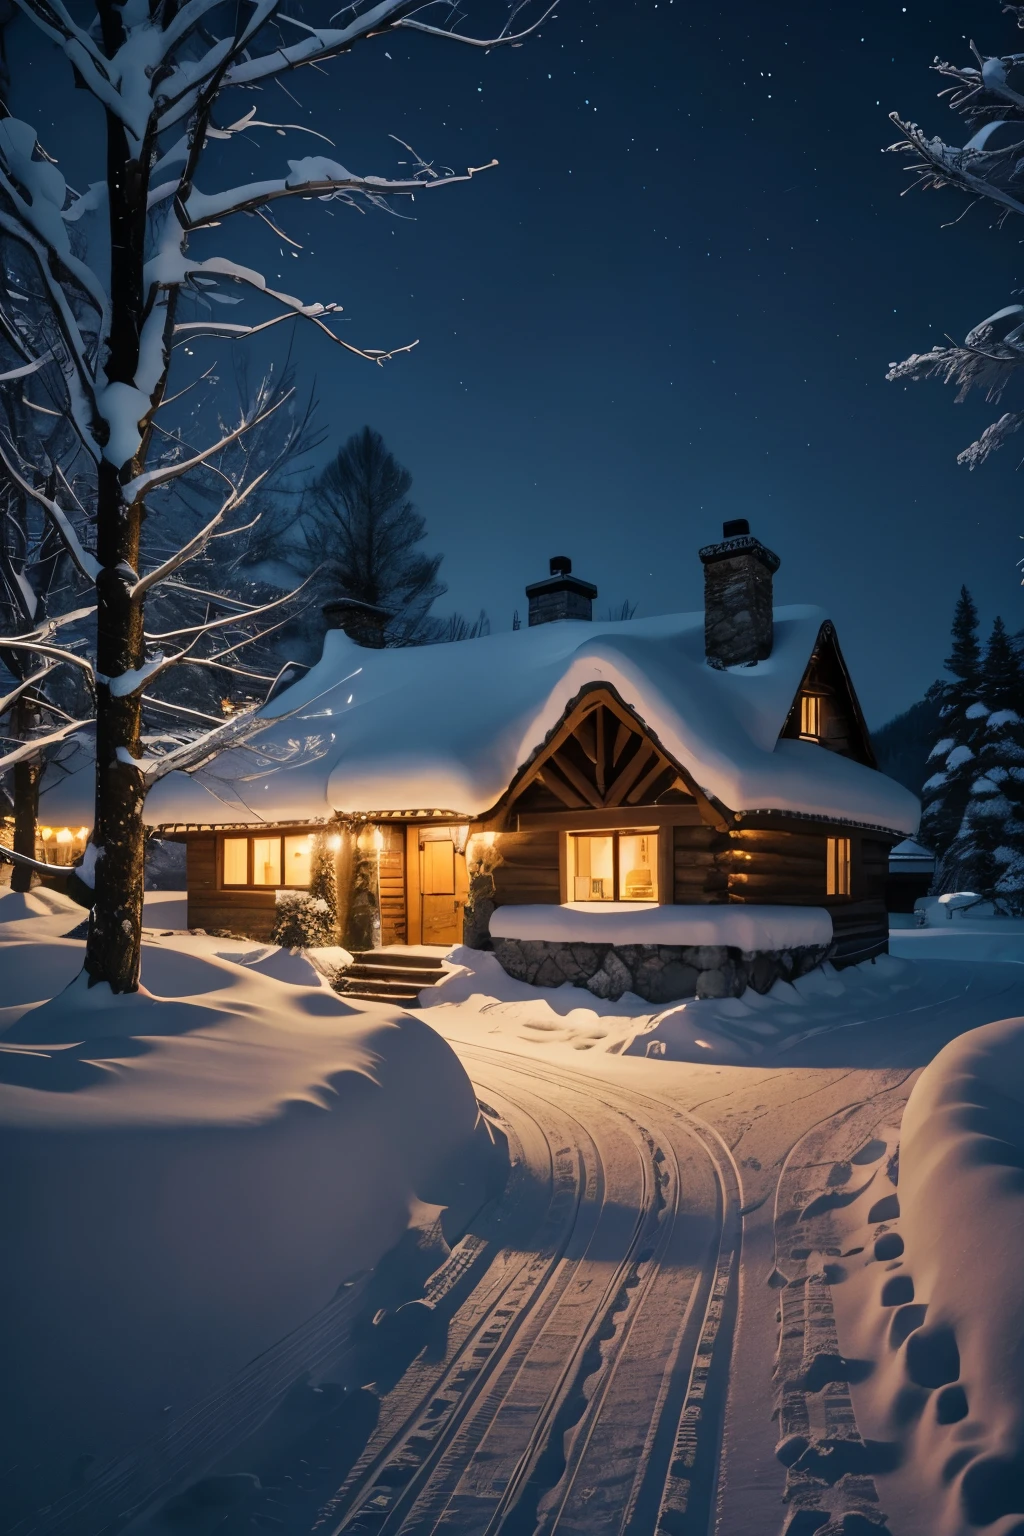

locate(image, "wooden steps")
(335, 949), (448, 1007)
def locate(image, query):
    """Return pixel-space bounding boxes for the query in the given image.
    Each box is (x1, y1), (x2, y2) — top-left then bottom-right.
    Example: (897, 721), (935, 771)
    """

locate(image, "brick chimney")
(322, 597), (391, 648)
(525, 556), (597, 626)
(698, 519), (780, 667)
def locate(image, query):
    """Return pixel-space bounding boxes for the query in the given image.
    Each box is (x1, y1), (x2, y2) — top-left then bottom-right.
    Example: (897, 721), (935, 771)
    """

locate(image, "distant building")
(886, 838), (936, 913)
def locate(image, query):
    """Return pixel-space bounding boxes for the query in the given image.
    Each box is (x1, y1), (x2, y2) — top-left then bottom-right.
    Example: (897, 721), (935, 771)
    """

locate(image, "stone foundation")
(490, 937), (830, 1003)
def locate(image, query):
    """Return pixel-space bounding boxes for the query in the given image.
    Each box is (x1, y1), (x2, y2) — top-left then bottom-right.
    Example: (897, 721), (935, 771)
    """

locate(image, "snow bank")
(890, 1016), (1024, 1531)
(488, 900), (832, 949)
(419, 944), (915, 1063)
(0, 925), (484, 1517)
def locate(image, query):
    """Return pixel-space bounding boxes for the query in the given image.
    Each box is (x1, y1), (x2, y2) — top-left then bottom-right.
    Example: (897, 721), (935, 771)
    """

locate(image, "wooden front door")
(420, 831), (467, 945)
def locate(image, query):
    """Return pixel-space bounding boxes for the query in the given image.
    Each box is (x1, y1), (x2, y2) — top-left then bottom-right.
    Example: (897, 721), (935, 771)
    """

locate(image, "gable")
(779, 623), (876, 767)
(504, 686), (696, 815)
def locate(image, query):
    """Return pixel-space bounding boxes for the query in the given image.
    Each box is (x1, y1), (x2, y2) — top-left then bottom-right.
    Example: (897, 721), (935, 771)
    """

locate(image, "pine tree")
(302, 428), (447, 647)
(934, 611), (1024, 901)
(922, 587), (987, 867)
(983, 616), (1024, 714)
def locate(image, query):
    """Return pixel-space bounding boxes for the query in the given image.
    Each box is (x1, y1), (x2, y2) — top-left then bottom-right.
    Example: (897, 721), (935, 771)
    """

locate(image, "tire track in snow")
(315, 1047), (736, 1536)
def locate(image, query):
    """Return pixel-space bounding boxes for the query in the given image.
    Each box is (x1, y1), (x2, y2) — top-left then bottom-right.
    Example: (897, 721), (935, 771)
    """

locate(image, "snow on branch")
(0, 439), (100, 580)
(0, 714), (91, 776)
(121, 388), (293, 502)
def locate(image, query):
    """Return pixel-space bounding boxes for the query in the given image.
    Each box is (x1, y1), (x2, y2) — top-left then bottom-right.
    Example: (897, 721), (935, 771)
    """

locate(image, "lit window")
(800, 694), (821, 738)
(284, 834), (313, 887)
(224, 837), (249, 885)
(570, 832), (658, 902)
(573, 833), (614, 900)
(252, 836), (282, 887)
(826, 836), (851, 897)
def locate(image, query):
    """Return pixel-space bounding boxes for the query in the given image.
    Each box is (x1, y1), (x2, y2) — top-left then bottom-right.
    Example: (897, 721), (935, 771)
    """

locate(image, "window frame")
(825, 835), (852, 898)
(567, 828), (660, 904)
(220, 831), (313, 891)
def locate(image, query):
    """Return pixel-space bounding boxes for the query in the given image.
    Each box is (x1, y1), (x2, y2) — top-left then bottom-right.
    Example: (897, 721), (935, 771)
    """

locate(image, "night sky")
(17, 0), (1024, 724)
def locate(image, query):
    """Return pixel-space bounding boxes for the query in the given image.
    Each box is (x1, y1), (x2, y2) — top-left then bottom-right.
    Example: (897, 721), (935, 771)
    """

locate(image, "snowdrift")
(0, 913), (485, 1517)
(890, 1015), (1024, 1532)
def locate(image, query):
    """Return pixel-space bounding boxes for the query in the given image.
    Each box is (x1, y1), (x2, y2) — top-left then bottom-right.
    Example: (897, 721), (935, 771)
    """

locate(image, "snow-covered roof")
(143, 605), (921, 837)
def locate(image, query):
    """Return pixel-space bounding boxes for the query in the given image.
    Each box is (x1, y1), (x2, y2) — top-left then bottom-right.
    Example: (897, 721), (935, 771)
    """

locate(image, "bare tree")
(887, 9), (1024, 464)
(0, 0), (554, 991)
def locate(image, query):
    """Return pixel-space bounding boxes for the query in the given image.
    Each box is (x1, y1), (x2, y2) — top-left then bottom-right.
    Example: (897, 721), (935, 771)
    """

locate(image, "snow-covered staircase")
(335, 950), (448, 1006)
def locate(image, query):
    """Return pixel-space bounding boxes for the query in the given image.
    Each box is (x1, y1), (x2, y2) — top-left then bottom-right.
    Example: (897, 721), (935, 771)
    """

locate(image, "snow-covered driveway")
(318, 1045), (734, 1536)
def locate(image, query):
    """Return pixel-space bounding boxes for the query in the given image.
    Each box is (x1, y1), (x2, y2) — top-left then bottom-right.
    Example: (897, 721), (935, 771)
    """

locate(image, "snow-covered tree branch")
(0, 0), (552, 990)
(887, 15), (1024, 464)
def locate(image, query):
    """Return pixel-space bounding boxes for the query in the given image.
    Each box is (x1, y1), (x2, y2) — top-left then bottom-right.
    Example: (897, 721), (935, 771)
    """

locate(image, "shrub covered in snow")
(270, 832), (338, 947)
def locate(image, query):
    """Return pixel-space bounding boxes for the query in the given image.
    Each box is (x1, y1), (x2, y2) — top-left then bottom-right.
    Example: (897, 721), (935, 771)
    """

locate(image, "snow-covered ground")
(8, 893), (1024, 1535)
(0, 889), (490, 1528)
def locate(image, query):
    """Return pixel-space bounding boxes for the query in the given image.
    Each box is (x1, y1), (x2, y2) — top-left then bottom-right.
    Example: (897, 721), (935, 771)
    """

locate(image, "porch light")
(55, 828), (73, 844)
(371, 827), (385, 852)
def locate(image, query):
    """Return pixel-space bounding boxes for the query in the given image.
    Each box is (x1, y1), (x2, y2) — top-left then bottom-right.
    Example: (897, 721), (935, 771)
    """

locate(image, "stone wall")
(491, 936), (829, 1003)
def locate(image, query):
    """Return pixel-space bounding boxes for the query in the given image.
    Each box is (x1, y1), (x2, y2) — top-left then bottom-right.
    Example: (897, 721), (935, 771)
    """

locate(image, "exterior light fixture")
(371, 827), (385, 852)
(55, 828), (73, 844)
(328, 834), (342, 851)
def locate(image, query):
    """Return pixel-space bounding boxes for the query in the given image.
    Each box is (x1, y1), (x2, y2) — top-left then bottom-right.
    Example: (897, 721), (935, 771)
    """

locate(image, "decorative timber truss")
(503, 686), (699, 817)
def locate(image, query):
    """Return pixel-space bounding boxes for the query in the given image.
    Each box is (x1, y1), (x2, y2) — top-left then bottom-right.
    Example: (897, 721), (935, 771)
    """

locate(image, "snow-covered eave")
(730, 807), (917, 839)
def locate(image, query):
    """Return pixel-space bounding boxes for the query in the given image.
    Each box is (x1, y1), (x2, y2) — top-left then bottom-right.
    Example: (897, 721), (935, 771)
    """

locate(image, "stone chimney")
(698, 518), (780, 667)
(322, 597), (391, 649)
(525, 556), (598, 626)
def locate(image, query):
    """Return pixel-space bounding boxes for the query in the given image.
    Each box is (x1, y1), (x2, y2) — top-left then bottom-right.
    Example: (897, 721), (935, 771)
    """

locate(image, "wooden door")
(420, 834), (465, 945)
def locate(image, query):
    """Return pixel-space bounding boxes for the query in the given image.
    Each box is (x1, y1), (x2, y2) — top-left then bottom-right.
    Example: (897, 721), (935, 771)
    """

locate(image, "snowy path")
(317, 1046), (737, 1536)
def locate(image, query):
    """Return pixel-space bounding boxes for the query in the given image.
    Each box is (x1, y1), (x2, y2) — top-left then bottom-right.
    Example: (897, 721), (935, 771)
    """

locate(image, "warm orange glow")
(40, 827), (52, 841)
(55, 828), (73, 845)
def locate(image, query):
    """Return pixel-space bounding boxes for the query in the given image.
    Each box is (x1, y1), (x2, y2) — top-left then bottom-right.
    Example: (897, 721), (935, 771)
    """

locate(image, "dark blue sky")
(23, 0), (1024, 724)
(267, 0), (1023, 726)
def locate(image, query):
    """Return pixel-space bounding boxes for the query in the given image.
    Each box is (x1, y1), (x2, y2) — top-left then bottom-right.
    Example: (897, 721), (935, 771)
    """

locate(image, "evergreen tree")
(983, 616), (1024, 714)
(302, 427), (447, 647)
(921, 586), (987, 869)
(946, 586), (982, 702)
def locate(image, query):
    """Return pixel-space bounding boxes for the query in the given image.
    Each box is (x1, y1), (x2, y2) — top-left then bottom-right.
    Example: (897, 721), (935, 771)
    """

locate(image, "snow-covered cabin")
(144, 523), (919, 996)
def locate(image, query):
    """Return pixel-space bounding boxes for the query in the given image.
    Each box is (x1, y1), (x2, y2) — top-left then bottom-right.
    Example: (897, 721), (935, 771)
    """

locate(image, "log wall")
(184, 834), (278, 940)
(491, 829), (561, 907)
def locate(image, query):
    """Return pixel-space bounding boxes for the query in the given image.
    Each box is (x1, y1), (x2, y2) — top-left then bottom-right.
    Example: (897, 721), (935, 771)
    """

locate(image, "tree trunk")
(82, 65), (151, 993)
(10, 759), (40, 895)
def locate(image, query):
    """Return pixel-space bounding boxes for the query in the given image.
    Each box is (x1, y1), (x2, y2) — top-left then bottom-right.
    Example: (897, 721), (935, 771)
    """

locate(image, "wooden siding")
(779, 626), (875, 766)
(506, 687), (694, 818)
(378, 824), (407, 946)
(185, 833), (278, 940)
(491, 829), (561, 907)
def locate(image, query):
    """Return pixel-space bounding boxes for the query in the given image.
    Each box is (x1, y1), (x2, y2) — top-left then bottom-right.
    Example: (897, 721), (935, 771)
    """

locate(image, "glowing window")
(223, 837), (249, 885)
(826, 837), (851, 897)
(619, 833), (658, 901)
(252, 836), (282, 887)
(572, 834), (614, 901)
(570, 831), (658, 902)
(284, 834), (313, 887)
(800, 694), (821, 738)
